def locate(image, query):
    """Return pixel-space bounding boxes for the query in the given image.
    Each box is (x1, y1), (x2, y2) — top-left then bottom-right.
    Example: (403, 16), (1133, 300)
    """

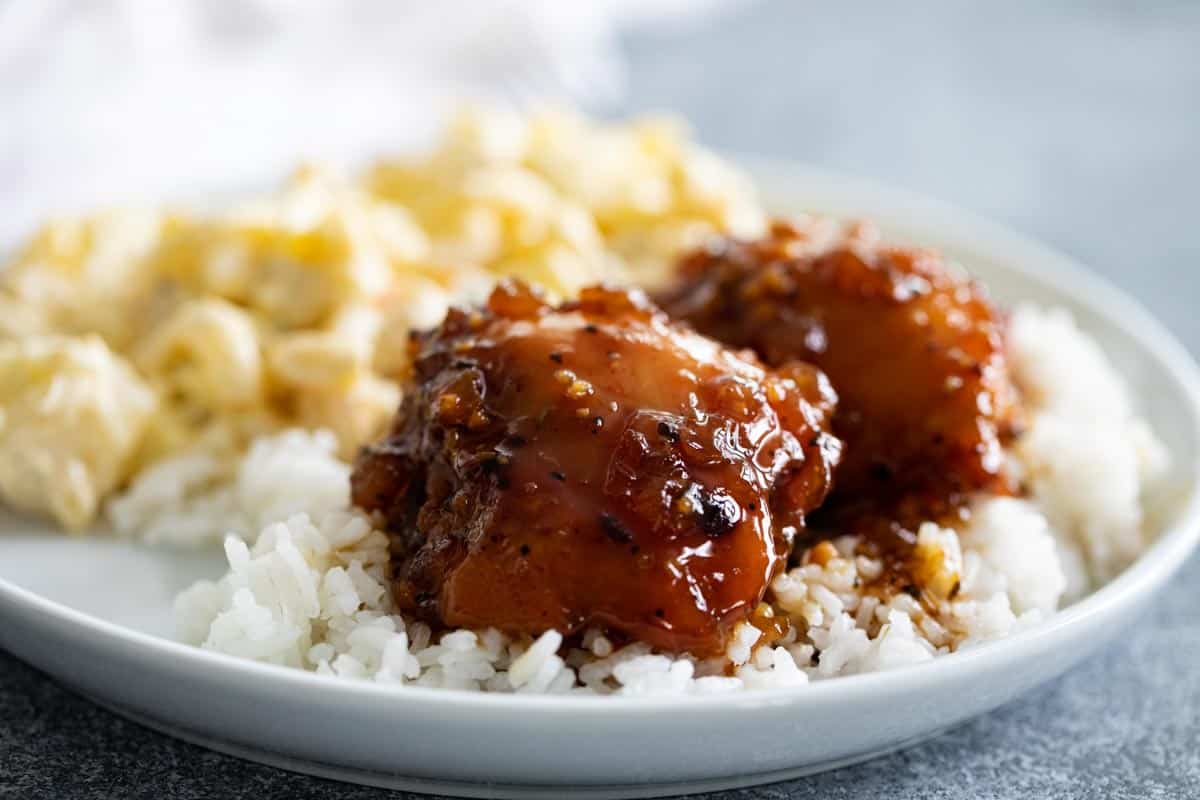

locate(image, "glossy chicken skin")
(657, 221), (1019, 544)
(352, 281), (841, 655)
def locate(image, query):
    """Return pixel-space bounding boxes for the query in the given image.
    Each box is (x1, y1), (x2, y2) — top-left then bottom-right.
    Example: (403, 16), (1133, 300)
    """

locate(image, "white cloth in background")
(0, 0), (737, 243)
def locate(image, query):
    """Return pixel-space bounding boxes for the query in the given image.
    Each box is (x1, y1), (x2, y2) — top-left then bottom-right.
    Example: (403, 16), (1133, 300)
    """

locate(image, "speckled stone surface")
(3, 2), (1200, 797)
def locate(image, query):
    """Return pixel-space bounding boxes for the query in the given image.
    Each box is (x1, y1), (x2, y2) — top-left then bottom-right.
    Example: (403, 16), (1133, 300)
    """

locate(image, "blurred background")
(622, 2), (1200, 348)
(5, 0), (1197, 351)
(3, 2), (1196, 360)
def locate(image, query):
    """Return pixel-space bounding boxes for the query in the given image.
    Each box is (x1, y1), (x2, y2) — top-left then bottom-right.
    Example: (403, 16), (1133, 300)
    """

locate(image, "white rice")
(108, 429), (350, 547)
(169, 304), (1166, 694)
(1009, 305), (1168, 590)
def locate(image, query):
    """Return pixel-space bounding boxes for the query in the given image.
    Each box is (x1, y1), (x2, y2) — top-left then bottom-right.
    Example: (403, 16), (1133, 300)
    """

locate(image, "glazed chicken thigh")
(353, 281), (841, 655)
(657, 221), (1021, 563)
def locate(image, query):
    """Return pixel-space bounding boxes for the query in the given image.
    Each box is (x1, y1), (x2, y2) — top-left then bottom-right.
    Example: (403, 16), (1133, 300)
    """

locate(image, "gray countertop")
(3, 2), (1199, 797)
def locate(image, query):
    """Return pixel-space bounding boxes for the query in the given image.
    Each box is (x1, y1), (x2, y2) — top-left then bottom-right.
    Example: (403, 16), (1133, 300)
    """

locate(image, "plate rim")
(73, 684), (958, 799)
(3, 159), (1199, 716)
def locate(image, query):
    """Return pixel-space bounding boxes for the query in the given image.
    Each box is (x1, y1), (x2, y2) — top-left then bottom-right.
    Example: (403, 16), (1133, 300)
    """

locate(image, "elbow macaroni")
(135, 298), (264, 410)
(0, 336), (157, 529)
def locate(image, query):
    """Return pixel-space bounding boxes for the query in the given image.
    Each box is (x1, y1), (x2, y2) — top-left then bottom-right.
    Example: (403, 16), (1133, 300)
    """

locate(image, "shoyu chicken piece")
(352, 280), (841, 656)
(657, 220), (1021, 522)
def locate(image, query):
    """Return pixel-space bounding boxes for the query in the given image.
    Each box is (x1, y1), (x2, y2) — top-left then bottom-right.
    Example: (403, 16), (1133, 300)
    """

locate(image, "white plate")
(2, 162), (1199, 799)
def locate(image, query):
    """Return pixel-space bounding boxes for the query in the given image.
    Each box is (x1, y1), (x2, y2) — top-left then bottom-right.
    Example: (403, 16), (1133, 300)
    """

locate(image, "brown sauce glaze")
(656, 220), (1022, 584)
(353, 280), (842, 656)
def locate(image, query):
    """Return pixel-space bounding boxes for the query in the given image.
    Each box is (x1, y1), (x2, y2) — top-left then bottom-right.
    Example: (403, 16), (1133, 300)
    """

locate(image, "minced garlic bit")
(0, 107), (766, 531)
(909, 522), (964, 601)
(566, 379), (594, 399)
